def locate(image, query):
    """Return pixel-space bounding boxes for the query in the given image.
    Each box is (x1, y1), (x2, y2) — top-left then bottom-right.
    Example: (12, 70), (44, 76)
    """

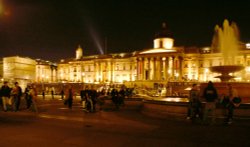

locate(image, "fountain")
(210, 19), (244, 82)
(142, 20), (250, 117)
(209, 65), (244, 82)
(201, 19), (250, 104)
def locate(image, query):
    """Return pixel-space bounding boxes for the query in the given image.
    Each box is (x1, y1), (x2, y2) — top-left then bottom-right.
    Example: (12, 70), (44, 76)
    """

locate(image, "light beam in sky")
(90, 27), (104, 54)
(87, 23), (104, 55)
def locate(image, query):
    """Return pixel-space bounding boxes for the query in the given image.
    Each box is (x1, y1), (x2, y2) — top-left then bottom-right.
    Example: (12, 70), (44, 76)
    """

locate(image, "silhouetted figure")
(203, 81), (218, 124)
(25, 85), (32, 109)
(42, 90), (45, 99)
(0, 81), (11, 111)
(29, 84), (38, 113)
(51, 89), (54, 99)
(60, 89), (64, 100)
(187, 84), (201, 120)
(224, 84), (240, 124)
(90, 87), (98, 112)
(12, 82), (22, 112)
(65, 85), (74, 109)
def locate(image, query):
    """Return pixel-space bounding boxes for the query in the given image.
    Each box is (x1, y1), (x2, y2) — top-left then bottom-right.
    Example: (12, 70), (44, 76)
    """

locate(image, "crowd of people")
(0, 81), (38, 113)
(0, 80), (243, 125)
(0, 82), (133, 113)
(60, 85), (130, 112)
(77, 86), (128, 112)
(187, 81), (242, 125)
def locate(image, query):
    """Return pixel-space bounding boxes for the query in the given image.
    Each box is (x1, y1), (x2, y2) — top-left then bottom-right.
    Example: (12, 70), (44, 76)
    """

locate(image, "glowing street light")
(246, 43), (250, 49)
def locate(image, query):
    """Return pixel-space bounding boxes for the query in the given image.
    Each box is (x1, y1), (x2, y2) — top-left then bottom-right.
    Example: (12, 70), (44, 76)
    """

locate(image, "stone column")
(155, 57), (161, 80)
(129, 63), (132, 81)
(175, 56), (182, 81)
(169, 56), (174, 78)
(179, 56), (183, 80)
(141, 57), (145, 80)
(162, 57), (166, 80)
(165, 57), (169, 80)
(144, 58), (148, 80)
(149, 57), (154, 80)
(132, 62), (136, 81)
(153, 57), (157, 80)
(136, 58), (142, 80)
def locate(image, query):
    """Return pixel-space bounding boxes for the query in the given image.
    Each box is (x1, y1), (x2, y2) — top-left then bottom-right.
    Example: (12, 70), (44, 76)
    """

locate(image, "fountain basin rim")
(209, 65), (244, 73)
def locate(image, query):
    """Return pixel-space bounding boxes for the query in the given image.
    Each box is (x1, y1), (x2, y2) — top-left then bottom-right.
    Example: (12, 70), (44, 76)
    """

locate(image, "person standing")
(51, 88), (54, 99)
(225, 84), (239, 124)
(90, 86), (98, 112)
(65, 85), (74, 109)
(0, 81), (11, 111)
(24, 85), (32, 109)
(80, 86), (87, 110)
(202, 81), (218, 124)
(42, 90), (45, 100)
(118, 87), (125, 106)
(60, 89), (64, 100)
(11, 82), (22, 112)
(29, 84), (38, 113)
(111, 88), (119, 110)
(187, 84), (201, 120)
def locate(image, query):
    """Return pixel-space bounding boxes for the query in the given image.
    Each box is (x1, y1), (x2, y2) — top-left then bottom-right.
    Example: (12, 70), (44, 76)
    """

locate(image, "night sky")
(0, 0), (250, 61)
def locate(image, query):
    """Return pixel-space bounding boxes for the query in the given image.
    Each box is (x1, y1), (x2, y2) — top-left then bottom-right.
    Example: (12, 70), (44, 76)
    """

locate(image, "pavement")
(0, 95), (250, 147)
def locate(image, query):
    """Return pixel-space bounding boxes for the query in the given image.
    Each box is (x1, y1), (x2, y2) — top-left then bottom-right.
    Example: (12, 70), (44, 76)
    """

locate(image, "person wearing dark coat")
(0, 81), (11, 111)
(202, 81), (218, 124)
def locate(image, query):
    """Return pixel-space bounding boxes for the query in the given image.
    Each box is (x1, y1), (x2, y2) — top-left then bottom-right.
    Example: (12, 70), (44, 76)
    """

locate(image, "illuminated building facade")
(57, 49), (137, 84)
(55, 23), (250, 87)
(1, 23), (250, 89)
(36, 59), (57, 83)
(1, 56), (36, 88)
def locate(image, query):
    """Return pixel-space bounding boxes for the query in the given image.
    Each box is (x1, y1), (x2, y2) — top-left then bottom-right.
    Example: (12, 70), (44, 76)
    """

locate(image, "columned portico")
(135, 55), (183, 81)
(134, 22), (185, 83)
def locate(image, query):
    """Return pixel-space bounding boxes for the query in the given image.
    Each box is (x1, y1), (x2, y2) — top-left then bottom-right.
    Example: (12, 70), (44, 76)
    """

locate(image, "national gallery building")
(1, 23), (250, 88)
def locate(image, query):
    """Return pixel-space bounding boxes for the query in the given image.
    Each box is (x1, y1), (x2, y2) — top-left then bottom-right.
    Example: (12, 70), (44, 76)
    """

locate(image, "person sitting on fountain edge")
(224, 84), (241, 124)
(202, 81), (218, 124)
(187, 84), (201, 120)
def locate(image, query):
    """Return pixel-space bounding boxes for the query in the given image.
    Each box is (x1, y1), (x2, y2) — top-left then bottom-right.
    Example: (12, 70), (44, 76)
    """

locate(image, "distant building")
(36, 59), (57, 83)
(1, 56), (36, 89)
(57, 48), (136, 84)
